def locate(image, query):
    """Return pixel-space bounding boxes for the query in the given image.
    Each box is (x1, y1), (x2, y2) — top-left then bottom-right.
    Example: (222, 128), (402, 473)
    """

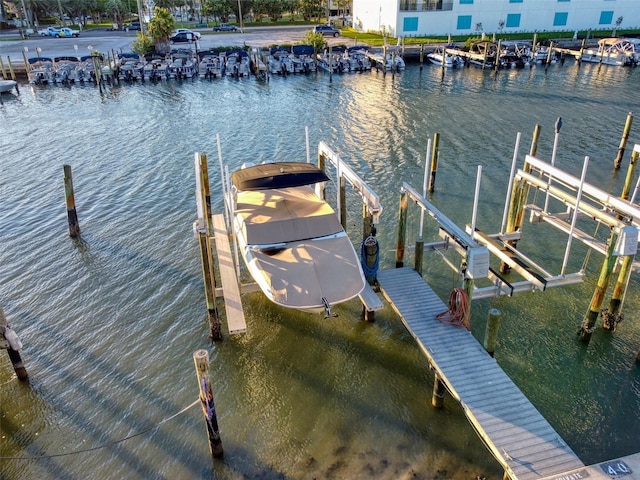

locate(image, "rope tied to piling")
(436, 288), (471, 331)
(360, 232), (380, 280)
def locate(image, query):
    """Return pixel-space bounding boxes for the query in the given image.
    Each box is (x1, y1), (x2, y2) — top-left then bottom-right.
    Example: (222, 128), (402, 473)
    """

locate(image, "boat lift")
(193, 138), (386, 338)
(396, 136), (640, 306)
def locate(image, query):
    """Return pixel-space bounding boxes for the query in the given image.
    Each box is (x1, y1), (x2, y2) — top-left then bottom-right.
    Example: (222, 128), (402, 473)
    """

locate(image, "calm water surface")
(1, 60), (640, 479)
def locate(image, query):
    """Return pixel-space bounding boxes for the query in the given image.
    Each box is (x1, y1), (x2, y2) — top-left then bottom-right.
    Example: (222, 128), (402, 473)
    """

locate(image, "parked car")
(54, 27), (80, 38)
(38, 26), (59, 36)
(124, 22), (141, 31)
(169, 31), (198, 43)
(212, 23), (238, 32)
(313, 24), (341, 37)
(173, 28), (201, 39)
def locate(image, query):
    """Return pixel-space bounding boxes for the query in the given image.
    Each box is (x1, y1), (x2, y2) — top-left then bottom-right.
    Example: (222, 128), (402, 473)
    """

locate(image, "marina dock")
(377, 267), (585, 480)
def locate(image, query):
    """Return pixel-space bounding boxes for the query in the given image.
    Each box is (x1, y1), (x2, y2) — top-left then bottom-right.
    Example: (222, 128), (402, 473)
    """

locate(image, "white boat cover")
(234, 185), (365, 312)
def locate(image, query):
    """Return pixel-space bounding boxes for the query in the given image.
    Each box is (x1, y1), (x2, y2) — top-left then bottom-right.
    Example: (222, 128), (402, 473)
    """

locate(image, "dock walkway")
(377, 267), (584, 480)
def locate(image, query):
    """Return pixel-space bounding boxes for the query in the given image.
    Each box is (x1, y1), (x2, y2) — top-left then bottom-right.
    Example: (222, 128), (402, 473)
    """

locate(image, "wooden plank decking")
(211, 214), (247, 334)
(377, 267), (584, 480)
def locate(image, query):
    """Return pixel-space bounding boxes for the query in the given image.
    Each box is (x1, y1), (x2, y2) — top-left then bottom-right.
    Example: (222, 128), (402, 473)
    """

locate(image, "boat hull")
(240, 234), (366, 313)
(0, 79), (17, 93)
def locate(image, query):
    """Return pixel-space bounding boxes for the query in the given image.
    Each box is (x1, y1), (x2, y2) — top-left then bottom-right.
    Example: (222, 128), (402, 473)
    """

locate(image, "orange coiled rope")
(435, 288), (471, 331)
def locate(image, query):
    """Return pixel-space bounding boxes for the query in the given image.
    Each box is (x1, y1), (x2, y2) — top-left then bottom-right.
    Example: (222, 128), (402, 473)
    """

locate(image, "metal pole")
(471, 165), (482, 234)
(543, 117), (562, 213)
(419, 138), (432, 236)
(561, 156), (589, 276)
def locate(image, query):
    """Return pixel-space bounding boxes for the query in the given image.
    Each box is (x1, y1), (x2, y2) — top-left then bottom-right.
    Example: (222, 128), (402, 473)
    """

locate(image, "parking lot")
(0, 25), (350, 62)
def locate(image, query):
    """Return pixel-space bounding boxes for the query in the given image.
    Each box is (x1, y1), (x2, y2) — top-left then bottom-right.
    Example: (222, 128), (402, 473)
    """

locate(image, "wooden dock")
(212, 213), (247, 334)
(377, 267), (584, 480)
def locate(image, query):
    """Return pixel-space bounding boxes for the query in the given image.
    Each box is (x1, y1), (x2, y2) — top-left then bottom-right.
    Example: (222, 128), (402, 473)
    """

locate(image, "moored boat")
(291, 45), (317, 73)
(225, 50), (250, 77)
(54, 56), (80, 83)
(198, 51), (225, 78)
(345, 46), (371, 71)
(581, 37), (639, 66)
(28, 57), (56, 84)
(228, 162), (366, 316)
(427, 45), (464, 68)
(0, 79), (18, 93)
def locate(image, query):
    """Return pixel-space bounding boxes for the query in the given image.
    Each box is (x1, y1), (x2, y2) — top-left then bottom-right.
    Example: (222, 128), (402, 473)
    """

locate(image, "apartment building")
(352, 0), (639, 37)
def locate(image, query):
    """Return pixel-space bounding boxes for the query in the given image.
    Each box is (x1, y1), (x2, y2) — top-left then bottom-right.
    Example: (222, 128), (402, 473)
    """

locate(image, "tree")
(299, 0), (323, 22)
(301, 29), (324, 54)
(133, 6), (174, 55)
(254, 0), (284, 22)
(201, 0), (234, 22)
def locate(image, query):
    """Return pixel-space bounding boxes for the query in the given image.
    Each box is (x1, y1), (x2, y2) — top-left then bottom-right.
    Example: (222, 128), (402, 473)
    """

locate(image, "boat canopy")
(293, 45), (315, 56)
(231, 162), (329, 191)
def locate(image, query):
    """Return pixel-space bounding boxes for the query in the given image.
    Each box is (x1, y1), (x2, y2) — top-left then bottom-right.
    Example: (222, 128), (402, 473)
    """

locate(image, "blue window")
(459, 0), (473, 4)
(509, 0), (523, 3)
(553, 12), (568, 26)
(457, 15), (472, 29)
(599, 11), (614, 24)
(505, 13), (521, 28)
(403, 17), (418, 31)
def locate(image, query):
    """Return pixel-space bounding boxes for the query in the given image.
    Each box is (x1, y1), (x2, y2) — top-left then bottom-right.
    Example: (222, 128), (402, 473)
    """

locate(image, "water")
(1, 61), (640, 479)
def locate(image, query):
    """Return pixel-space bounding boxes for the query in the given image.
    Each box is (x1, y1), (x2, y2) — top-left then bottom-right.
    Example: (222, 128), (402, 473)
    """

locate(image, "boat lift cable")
(0, 400), (200, 460)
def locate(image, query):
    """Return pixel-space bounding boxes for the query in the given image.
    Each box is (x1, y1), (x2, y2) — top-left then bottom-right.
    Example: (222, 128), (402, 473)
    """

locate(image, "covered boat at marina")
(581, 37), (639, 66)
(228, 162), (366, 316)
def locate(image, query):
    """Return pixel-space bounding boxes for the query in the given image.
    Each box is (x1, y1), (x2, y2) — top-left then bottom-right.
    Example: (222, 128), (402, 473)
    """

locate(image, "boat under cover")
(230, 162), (366, 315)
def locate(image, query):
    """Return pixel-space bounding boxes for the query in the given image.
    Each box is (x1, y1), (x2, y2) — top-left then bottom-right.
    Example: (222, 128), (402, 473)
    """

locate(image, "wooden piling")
(604, 145), (639, 329)
(578, 38), (586, 66)
(613, 112), (634, 170)
(579, 228), (618, 342)
(339, 175), (347, 229)
(414, 238), (424, 276)
(604, 255), (633, 330)
(529, 123), (541, 157)
(419, 43), (424, 70)
(92, 55), (103, 93)
(483, 309), (501, 357)
(428, 132), (440, 193)
(382, 45), (387, 75)
(545, 41), (554, 71)
(195, 154), (220, 341)
(501, 124), (541, 274)
(431, 372), (445, 408)
(193, 349), (223, 459)
(63, 165), (81, 238)
(0, 57), (6, 79)
(0, 305), (28, 380)
(396, 190), (409, 267)
(317, 153), (326, 201)
(21, 50), (31, 82)
(7, 57), (16, 80)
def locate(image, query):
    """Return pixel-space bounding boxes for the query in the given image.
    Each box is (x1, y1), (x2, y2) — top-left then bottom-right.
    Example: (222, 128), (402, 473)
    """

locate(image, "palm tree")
(148, 6), (174, 53)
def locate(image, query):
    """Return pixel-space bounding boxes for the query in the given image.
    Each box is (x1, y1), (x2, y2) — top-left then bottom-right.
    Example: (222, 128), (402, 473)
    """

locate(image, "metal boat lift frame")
(396, 137), (640, 303)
